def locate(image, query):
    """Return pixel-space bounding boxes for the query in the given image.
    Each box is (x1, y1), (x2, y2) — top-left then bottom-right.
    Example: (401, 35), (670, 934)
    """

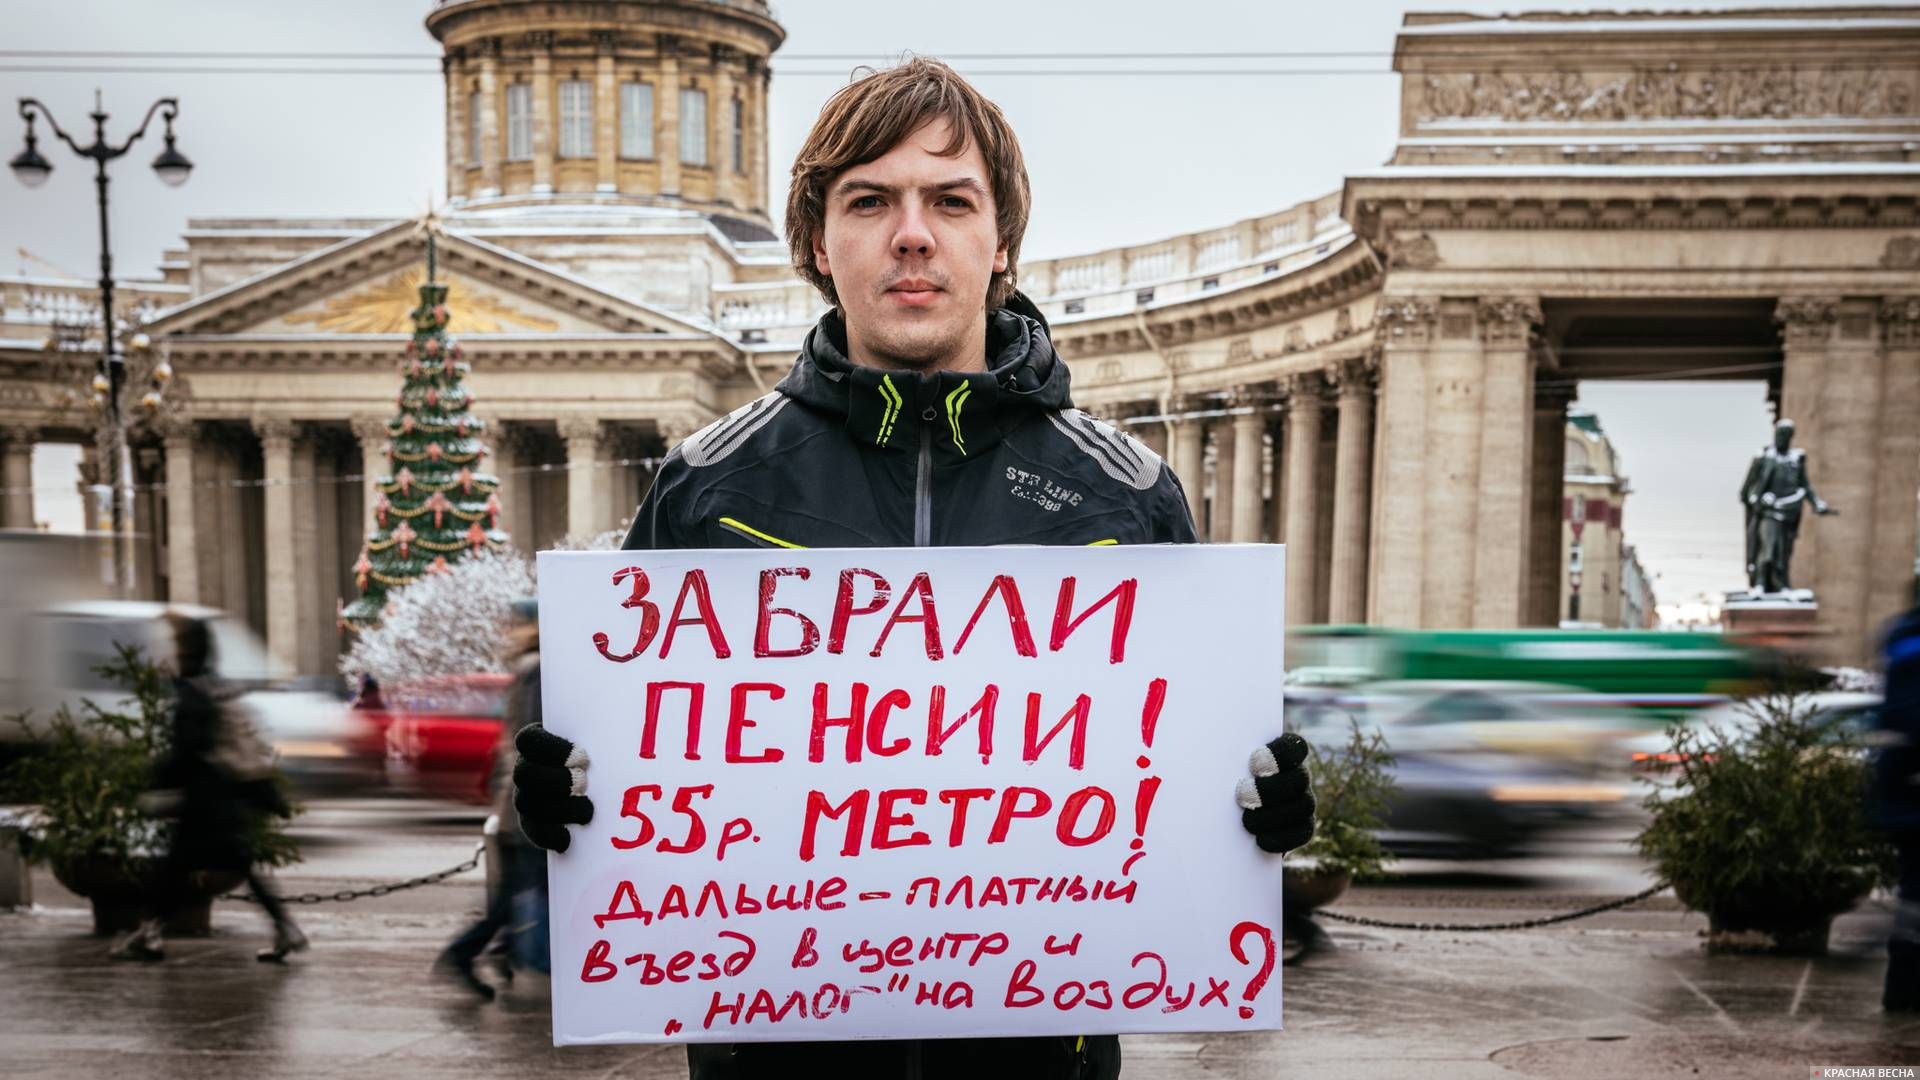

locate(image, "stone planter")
(1675, 879), (1867, 957)
(1284, 864), (1354, 912)
(52, 855), (243, 937)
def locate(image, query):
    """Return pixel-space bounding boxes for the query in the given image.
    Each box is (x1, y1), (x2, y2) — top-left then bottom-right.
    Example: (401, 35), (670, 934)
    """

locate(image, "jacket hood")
(775, 291), (1073, 458)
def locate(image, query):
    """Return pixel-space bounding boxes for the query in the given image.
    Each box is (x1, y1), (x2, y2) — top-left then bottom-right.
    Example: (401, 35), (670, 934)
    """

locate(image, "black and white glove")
(512, 724), (593, 853)
(1236, 732), (1316, 854)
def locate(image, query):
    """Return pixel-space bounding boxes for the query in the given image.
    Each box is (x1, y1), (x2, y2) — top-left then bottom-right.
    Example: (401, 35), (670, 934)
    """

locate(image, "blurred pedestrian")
(433, 598), (547, 999)
(1875, 596), (1920, 1011)
(111, 612), (307, 963)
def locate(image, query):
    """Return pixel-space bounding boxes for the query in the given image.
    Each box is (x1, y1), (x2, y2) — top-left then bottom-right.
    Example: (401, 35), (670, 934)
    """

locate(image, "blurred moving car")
(0, 600), (382, 794)
(352, 673), (510, 805)
(1288, 681), (1644, 858)
(1625, 690), (1889, 792)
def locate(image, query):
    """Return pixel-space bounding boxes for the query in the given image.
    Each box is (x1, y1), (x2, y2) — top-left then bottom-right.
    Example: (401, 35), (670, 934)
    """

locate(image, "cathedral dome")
(425, 0), (784, 230)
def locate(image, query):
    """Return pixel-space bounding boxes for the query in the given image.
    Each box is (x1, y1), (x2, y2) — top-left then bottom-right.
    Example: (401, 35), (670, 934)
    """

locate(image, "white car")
(1, 601), (381, 792)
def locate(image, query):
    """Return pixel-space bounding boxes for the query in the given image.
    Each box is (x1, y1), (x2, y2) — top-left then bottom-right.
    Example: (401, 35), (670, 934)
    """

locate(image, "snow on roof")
(1400, 16), (1920, 37)
(1352, 161), (1920, 179)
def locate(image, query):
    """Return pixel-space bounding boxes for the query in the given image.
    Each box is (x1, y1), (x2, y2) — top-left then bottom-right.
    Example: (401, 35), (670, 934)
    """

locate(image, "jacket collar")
(775, 291), (1073, 459)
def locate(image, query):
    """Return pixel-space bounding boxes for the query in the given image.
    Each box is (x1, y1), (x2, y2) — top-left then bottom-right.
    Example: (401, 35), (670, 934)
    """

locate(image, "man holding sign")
(515, 57), (1315, 1078)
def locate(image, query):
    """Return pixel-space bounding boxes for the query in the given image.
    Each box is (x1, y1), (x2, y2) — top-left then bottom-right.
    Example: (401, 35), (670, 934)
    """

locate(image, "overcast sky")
(4, 0), (1845, 616)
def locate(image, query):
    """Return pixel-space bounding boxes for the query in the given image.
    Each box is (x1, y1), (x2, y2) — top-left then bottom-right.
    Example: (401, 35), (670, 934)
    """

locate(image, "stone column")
(1868, 297), (1920, 640)
(657, 35), (682, 196)
(1134, 405), (1169, 461)
(528, 31), (555, 194)
(253, 416), (299, 670)
(1327, 354), (1378, 624)
(161, 422), (198, 604)
(1528, 380), (1575, 626)
(1283, 372), (1326, 629)
(445, 55), (468, 202)
(1797, 297), (1890, 662)
(351, 415), (388, 534)
(745, 58), (768, 214)
(1775, 297), (1837, 590)
(593, 31), (618, 193)
(290, 436), (322, 673)
(1368, 299), (1437, 626)
(1470, 297), (1541, 627)
(1208, 416), (1235, 544)
(1, 424), (35, 529)
(475, 39), (502, 197)
(713, 49), (739, 208)
(1230, 391), (1266, 543)
(1267, 414), (1287, 551)
(1168, 400), (1206, 526)
(489, 422), (521, 549)
(1419, 299), (1492, 629)
(560, 417), (607, 540)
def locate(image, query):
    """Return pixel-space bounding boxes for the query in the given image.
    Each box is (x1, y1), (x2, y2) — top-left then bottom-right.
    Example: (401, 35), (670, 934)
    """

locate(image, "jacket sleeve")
(1152, 463), (1201, 544)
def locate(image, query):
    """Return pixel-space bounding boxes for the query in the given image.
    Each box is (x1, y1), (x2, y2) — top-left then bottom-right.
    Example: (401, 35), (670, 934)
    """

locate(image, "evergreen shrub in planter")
(2, 645), (299, 935)
(1287, 716), (1397, 906)
(1634, 687), (1894, 955)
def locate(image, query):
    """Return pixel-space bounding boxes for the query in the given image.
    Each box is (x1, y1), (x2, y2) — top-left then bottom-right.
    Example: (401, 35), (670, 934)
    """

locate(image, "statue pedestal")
(1722, 590), (1824, 658)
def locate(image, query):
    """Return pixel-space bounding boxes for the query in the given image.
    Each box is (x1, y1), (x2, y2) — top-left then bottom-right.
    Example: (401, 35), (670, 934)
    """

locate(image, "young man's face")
(813, 117), (1009, 373)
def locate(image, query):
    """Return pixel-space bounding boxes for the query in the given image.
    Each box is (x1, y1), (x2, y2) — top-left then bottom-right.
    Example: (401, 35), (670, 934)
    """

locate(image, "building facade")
(1560, 408), (1654, 628)
(1, 3), (1916, 673)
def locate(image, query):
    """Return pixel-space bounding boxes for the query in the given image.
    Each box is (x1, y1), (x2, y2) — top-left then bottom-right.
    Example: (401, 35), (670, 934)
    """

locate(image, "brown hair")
(785, 56), (1031, 310)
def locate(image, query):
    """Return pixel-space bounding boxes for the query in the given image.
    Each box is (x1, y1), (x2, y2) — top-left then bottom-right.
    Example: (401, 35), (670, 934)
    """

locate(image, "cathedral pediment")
(147, 220), (717, 340)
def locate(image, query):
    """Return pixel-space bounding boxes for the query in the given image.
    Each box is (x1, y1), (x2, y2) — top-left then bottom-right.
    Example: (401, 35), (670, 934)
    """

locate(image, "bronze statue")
(1740, 419), (1836, 594)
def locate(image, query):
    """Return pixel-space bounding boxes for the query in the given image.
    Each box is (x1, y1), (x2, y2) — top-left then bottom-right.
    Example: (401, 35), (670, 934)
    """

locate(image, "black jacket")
(622, 294), (1195, 553)
(622, 295), (1194, 1080)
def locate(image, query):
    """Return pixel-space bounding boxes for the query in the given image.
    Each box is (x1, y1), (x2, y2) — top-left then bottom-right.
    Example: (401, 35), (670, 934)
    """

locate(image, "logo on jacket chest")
(1005, 466), (1085, 513)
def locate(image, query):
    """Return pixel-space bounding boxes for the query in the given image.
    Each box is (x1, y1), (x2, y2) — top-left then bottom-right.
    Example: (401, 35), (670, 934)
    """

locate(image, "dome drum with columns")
(1, 4), (1916, 677)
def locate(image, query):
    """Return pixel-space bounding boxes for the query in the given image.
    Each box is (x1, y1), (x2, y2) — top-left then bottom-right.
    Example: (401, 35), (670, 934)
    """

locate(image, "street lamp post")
(11, 91), (192, 597)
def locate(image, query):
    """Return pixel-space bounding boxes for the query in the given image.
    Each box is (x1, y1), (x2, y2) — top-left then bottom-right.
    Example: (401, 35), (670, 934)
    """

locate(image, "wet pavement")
(3, 798), (1916, 1078)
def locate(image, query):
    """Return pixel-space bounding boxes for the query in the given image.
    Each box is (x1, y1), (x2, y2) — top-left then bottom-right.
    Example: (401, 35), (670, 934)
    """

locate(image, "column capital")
(1775, 296), (1840, 345)
(1476, 296), (1543, 346)
(1, 422), (39, 449)
(472, 36), (501, 58)
(591, 28), (618, 52)
(524, 29), (554, 50)
(657, 33), (682, 55)
(1374, 296), (1439, 346)
(1880, 295), (1920, 349)
(1278, 370), (1328, 404)
(1325, 352), (1380, 398)
(251, 414), (298, 448)
(558, 415), (605, 444)
(349, 414), (389, 444)
(1226, 385), (1274, 412)
(154, 413), (196, 444)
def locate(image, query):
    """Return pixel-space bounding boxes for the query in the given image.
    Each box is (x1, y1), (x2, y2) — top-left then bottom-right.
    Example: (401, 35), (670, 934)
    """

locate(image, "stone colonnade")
(1107, 351), (1381, 630)
(16, 414), (693, 675)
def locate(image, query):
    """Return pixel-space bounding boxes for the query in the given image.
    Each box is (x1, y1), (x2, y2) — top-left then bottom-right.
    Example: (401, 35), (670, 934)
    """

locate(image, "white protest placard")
(537, 544), (1285, 1046)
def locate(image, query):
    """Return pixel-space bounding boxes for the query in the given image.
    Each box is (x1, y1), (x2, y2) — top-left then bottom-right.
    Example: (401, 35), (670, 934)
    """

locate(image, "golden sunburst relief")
(283, 268), (561, 334)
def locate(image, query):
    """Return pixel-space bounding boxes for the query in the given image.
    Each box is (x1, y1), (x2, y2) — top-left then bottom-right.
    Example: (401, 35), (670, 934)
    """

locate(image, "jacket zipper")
(915, 408), (935, 547)
(717, 516), (805, 549)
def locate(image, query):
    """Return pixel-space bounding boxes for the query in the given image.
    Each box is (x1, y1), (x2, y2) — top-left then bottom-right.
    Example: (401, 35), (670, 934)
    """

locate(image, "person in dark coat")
(1875, 599), (1920, 1010)
(433, 598), (548, 999)
(510, 57), (1316, 1079)
(111, 611), (306, 962)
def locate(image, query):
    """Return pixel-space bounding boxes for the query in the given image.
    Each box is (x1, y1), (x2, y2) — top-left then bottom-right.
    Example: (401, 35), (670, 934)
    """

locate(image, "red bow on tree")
(396, 466), (415, 495)
(428, 555), (450, 575)
(425, 338), (441, 358)
(393, 521), (417, 560)
(484, 492), (502, 525)
(426, 491), (452, 529)
(466, 520), (488, 553)
(352, 548), (371, 591)
(426, 442), (444, 463)
(457, 466), (474, 493)
(374, 494), (391, 528)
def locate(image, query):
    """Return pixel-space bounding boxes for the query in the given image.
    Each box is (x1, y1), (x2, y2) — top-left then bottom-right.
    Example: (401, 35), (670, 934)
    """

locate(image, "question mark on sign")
(1228, 920), (1276, 1020)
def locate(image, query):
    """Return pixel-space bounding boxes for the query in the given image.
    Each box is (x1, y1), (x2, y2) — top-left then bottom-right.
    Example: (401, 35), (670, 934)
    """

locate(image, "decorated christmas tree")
(341, 235), (508, 630)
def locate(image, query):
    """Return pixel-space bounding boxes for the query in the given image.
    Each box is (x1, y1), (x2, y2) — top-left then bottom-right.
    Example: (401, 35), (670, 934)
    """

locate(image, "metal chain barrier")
(220, 839), (484, 906)
(1315, 880), (1672, 932)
